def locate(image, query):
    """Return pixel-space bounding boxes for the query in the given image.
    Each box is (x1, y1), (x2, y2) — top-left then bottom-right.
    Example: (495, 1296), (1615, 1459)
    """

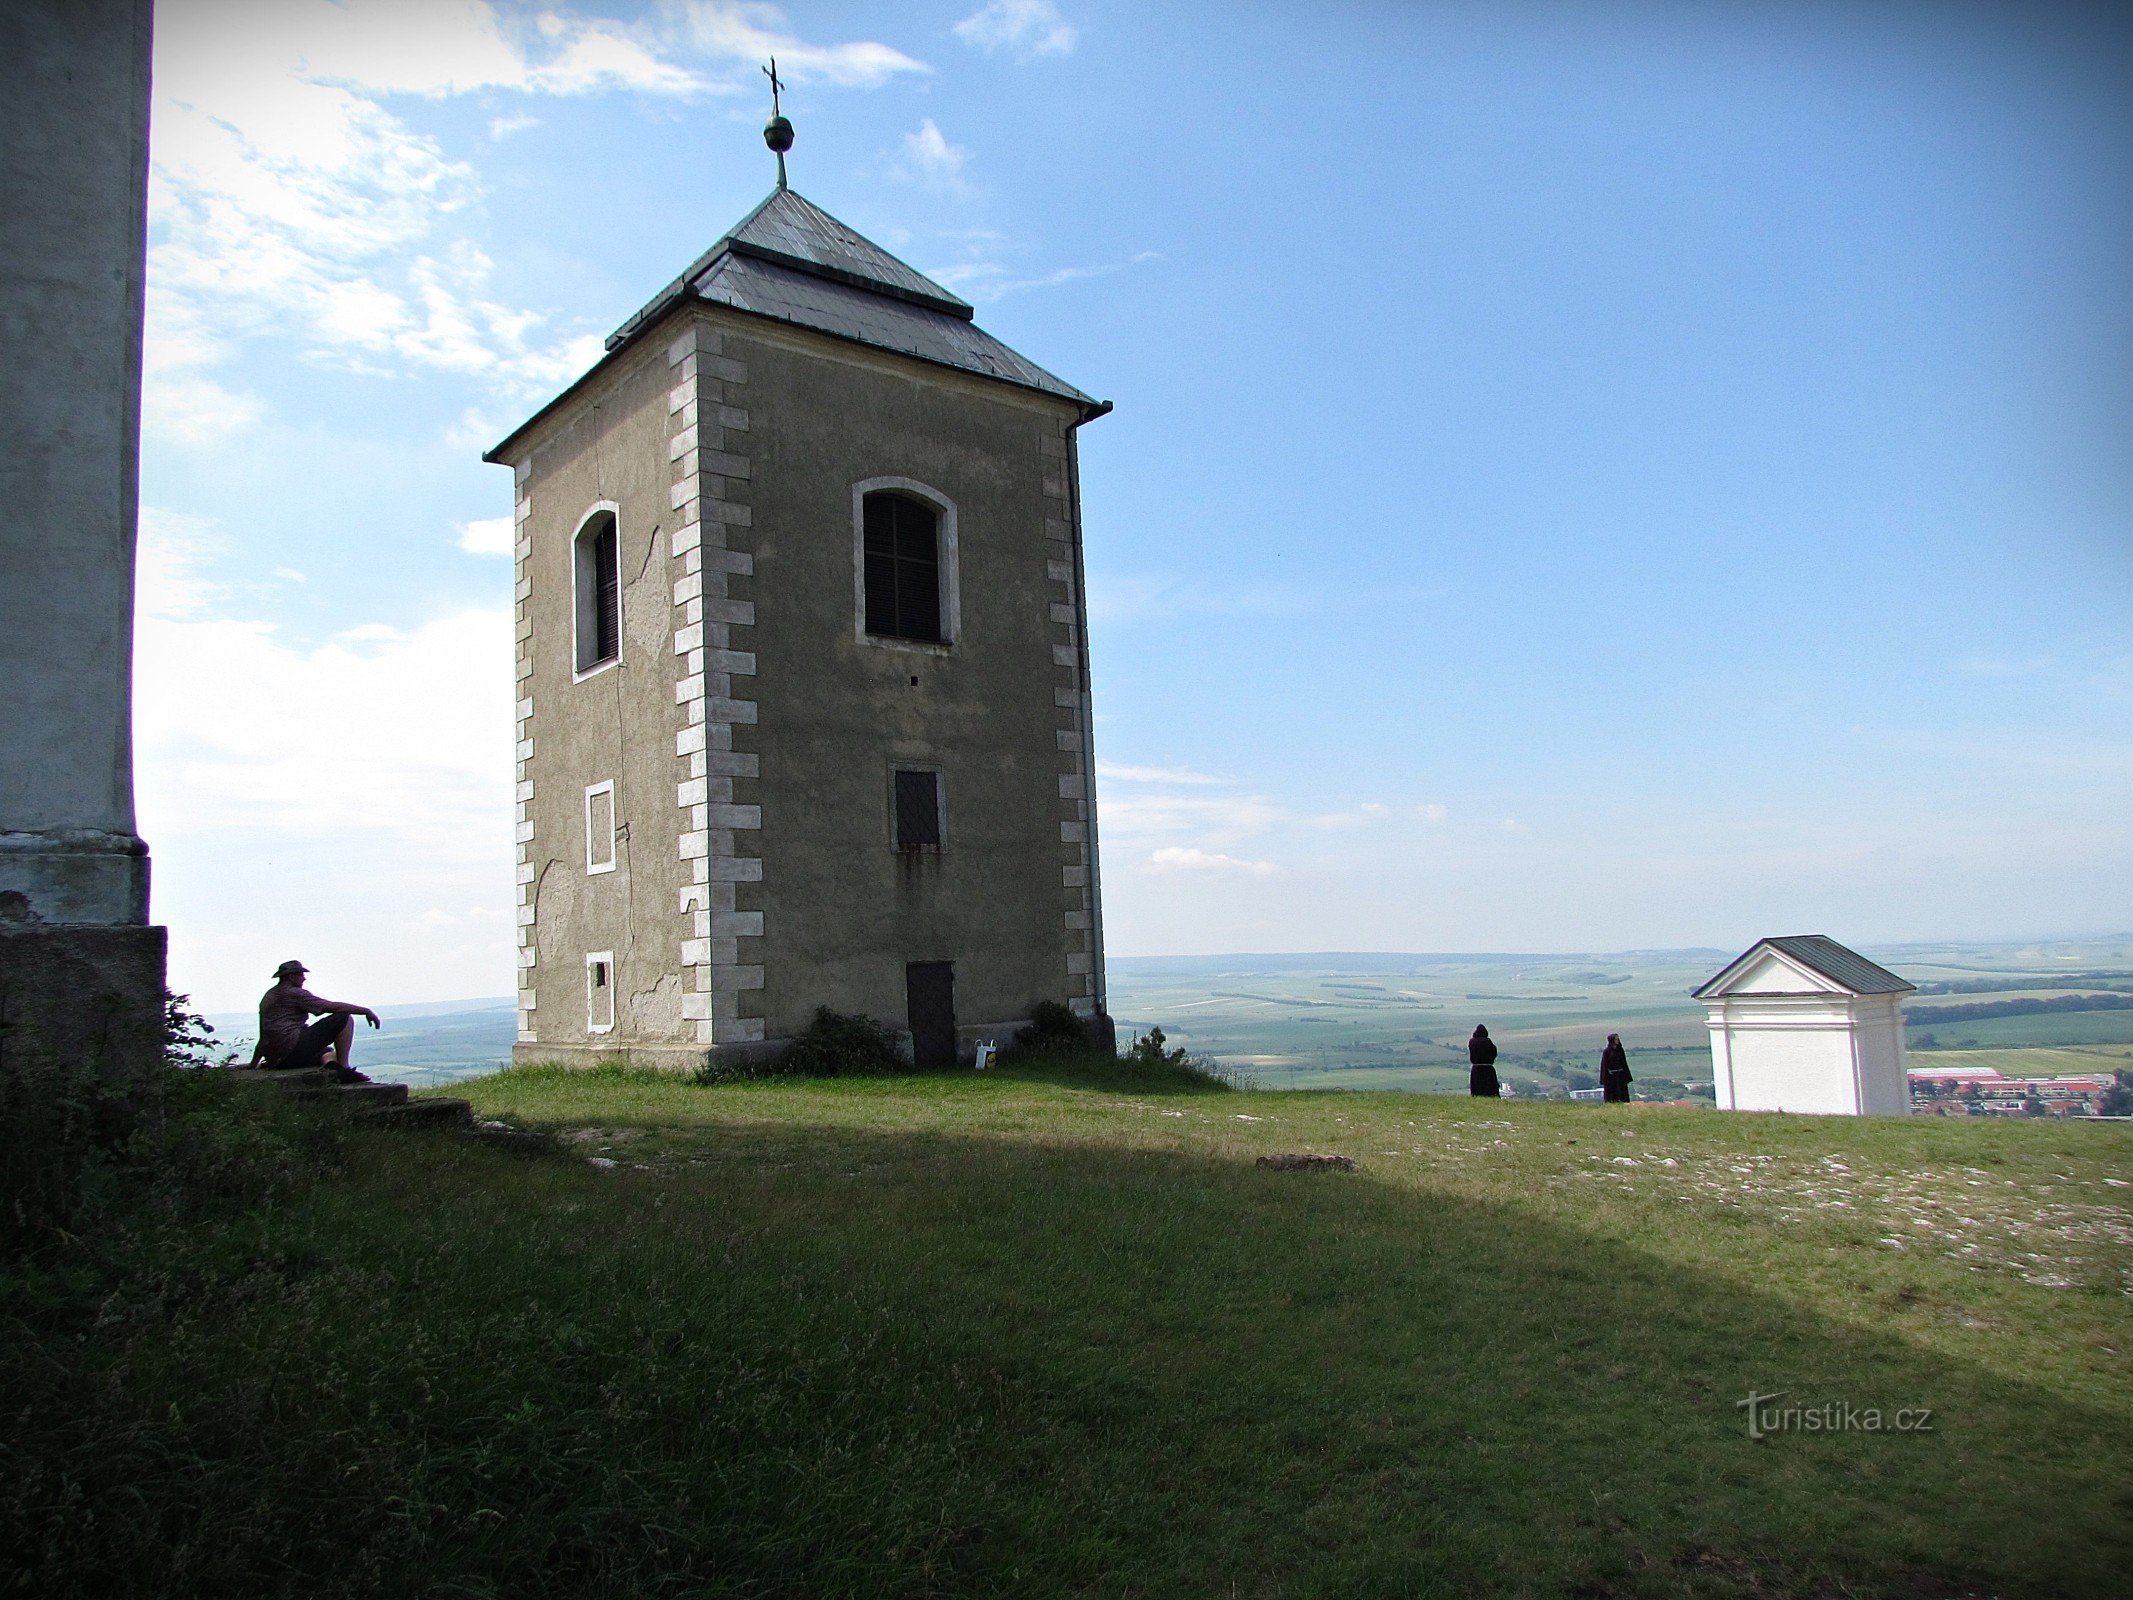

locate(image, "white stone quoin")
(1693, 936), (1915, 1116)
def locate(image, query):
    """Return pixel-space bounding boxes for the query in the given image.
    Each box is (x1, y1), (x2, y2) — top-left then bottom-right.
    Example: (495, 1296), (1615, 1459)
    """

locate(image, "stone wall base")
(510, 1015), (1094, 1076)
(512, 1041), (715, 1074)
(0, 922), (168, 1092)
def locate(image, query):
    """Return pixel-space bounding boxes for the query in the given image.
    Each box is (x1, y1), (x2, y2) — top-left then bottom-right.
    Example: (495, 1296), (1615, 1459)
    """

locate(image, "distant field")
(1112, 937), (2133, 1092)
(1909, 1047), (2133, 1078)
(1909, 1010), (2133, 1050)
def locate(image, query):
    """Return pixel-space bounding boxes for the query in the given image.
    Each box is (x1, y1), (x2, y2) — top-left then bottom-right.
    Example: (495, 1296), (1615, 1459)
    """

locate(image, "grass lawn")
(6, 1060), (2130, 1597)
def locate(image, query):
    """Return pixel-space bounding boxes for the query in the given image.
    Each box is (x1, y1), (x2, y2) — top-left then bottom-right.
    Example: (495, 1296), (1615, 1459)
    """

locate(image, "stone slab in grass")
(1255, 1152), (1357, 1172)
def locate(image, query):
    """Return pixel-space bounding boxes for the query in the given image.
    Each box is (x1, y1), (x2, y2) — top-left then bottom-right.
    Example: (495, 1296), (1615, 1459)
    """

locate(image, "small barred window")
(893, 769), (942, 851)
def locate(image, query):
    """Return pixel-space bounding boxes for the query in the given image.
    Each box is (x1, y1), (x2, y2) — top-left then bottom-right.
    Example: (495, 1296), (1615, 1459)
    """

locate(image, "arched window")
(862, 491), (942, 643)
(574, 509), (620, 673)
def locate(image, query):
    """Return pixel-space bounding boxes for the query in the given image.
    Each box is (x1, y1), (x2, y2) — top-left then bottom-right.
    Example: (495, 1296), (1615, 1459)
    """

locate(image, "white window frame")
(887, 762), (947, 854)
(572, 500), (623, 682)
(852, 477), (959, 654)
(584, 780), (617, 876)
(585, 950), (616, 1034)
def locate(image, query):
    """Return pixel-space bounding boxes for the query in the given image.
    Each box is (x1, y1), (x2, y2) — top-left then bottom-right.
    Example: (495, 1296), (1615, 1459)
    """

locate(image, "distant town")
(1908, 1066), (2131, 1118)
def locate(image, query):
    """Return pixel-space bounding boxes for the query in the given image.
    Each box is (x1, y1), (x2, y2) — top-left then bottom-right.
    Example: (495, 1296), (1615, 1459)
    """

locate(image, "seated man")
(248, 959), (381, 1079)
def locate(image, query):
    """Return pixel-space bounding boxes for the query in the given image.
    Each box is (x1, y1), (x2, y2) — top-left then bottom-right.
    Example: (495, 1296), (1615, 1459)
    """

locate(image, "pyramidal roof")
(1691, 935), (1915, 999)
(598, 187), (1098, 411)
(705, 187), (974, 317)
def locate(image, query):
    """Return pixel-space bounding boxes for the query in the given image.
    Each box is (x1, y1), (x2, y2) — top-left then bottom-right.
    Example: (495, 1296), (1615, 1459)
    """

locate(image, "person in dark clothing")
(1600, 1033), (1633, 1103)
(246, 960), (380, 1080)
(1468, 1024), (1501, 1098)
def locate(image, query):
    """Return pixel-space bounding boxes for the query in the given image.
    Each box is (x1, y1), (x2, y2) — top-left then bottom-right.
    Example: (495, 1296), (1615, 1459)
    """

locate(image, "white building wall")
(1851, 995), (1911, 1116)
(1705, 993), (1912, 1117)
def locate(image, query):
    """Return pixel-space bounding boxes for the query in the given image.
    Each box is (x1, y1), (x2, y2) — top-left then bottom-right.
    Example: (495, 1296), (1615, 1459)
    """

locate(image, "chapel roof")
(1691, 935), (1915, 999)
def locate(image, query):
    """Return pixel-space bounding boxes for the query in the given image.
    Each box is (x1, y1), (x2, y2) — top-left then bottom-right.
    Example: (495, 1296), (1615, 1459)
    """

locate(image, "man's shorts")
(273, 1013), (345, 1069)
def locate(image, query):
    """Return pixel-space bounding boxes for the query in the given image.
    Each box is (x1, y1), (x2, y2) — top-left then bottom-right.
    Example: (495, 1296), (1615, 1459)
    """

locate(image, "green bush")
(2, 995), (333, 1242)
(696, 1008), (906, 1084)
(165, 992), (240, 1072)
(999, 1000), (1088, 1062)
(1125, 1026), (1188, 1069)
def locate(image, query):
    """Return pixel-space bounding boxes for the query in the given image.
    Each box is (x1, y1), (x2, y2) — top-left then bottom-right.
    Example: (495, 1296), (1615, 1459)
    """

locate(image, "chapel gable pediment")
(1692, 935), (1914, 1000)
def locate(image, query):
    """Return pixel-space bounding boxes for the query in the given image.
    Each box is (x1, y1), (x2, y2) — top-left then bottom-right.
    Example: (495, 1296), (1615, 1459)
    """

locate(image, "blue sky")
(136, 0), (2133, 1009)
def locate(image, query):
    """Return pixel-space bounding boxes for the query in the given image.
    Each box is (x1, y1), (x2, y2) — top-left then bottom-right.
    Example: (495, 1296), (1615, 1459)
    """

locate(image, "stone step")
(225, 1066), (469, 1130)
(364, 1096), (472, 1127)
(229, 1066), (338, 1090)
(298, 1081), (408, 1108)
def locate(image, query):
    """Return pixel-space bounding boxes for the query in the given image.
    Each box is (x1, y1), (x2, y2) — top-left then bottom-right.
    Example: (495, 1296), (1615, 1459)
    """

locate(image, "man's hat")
(274, 959), (307, 978)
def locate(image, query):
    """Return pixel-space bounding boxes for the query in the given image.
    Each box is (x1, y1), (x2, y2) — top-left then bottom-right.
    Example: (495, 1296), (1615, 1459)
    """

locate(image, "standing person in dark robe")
(1599, 1033), (1633, 1103)
(1467, 1024), (1501, 1098)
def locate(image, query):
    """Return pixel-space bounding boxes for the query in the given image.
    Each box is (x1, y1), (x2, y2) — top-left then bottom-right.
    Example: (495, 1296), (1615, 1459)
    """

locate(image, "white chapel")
(1693, 935), (1915, 1116)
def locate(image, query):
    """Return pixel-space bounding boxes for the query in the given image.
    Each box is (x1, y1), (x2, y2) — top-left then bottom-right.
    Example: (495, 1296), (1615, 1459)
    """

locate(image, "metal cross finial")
(761, 57), (793, 189)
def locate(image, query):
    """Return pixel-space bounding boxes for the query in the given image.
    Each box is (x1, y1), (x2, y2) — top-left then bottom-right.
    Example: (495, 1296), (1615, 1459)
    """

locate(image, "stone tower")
(487, 185), (1110, 1068)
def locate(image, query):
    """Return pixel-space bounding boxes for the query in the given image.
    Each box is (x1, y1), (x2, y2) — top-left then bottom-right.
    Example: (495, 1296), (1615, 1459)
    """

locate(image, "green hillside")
(9, 1062), (2128, 1597)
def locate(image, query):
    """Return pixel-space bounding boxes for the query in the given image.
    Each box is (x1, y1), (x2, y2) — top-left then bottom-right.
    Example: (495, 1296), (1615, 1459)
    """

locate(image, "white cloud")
(141, 0), (797, 434)
(159, 0), (714, 102)
(953, 0), (1078, 60)
(133, 572), (518, 1010)
(1099, 787), (1284, 854)
(457, 516), (516, 555)
(674, 1), (928, 86)
(1084, 571), (1302, 627)
(445, 406), (507, 453)
(133, 505), (514, 973)
(137, 603), (512, 843)
(1144, 846), (1276, 877)
(1098, 761), (1226, 786)
(1502, 818), (1531, 834)
(1418, 803), (1450, 824)
(488, 111), (539, 140)
(143, 371), (265, 446)
(135, 595), (518, 1011)
(143, 1), (927, 428)
(138, 508), (227, 620)
(929, 249), (1159, 303)
(528, 19), (712, 96)
(893, 118), (972, 194)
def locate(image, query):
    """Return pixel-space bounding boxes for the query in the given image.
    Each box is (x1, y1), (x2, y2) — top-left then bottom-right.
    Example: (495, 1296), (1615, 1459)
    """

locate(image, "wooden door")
(905, 961), (956, 1068)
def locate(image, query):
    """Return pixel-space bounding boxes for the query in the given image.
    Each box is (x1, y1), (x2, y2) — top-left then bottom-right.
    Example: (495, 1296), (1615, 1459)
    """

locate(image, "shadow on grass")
(4, 1118), (2126, 1598)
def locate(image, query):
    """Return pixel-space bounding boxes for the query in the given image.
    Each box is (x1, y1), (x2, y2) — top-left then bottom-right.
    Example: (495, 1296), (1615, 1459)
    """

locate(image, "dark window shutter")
(593, 521), (619, 663)
(863, 495), (897, 634)
(894, 769), (940, 849)
(895, 545), (940, 641)
(864, 551), (896, 635)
